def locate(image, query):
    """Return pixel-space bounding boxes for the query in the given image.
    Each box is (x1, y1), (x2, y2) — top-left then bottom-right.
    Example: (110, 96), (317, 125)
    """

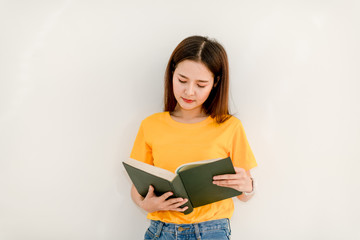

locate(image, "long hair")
(164, 35), (231, 124)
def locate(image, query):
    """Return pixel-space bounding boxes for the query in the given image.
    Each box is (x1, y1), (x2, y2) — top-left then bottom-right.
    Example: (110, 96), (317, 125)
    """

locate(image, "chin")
(179, 104), (202, 111)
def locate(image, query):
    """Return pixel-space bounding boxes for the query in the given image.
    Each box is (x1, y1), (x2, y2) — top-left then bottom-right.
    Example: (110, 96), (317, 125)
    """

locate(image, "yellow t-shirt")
(130, 111), (257, 224)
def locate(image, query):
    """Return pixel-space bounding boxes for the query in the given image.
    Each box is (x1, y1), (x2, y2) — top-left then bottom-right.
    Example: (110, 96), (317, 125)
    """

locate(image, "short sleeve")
(129, 121), (154, 165)
(230, 121), (257, 171)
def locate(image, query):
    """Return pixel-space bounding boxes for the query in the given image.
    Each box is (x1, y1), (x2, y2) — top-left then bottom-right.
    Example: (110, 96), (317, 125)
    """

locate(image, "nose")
(185, 83), (195, 96)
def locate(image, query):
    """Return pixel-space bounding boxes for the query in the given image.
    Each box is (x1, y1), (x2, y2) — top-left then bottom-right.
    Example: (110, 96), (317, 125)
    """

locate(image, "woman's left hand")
(212, 167), (253, 193)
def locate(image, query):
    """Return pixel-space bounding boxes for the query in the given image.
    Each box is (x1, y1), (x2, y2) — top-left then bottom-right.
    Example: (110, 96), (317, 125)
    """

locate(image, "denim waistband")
(148, 218), (231, 237)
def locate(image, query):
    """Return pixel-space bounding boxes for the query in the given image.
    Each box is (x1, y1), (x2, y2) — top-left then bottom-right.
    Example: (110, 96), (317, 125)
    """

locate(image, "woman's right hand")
(139, 185), (188, 213)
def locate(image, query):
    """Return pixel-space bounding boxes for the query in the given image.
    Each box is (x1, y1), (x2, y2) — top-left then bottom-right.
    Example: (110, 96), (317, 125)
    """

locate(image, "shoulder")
(218, 114), (243, 129)
(140, 112), (168, 126)
(142, 112), (167, 121)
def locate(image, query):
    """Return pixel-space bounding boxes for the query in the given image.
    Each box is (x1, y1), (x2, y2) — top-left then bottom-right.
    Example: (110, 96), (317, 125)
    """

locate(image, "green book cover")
(123, 157), (242, 215)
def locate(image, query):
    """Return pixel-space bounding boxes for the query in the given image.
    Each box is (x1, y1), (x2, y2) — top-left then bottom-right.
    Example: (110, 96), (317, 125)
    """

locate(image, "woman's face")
(172, 60), (214, 114)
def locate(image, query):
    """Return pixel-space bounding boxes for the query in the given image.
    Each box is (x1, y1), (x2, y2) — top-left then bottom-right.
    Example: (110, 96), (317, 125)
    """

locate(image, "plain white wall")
(1, 0), (359, 239)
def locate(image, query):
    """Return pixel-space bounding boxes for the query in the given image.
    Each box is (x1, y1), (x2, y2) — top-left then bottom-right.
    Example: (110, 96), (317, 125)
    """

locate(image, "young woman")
(130, 35), (257, 240)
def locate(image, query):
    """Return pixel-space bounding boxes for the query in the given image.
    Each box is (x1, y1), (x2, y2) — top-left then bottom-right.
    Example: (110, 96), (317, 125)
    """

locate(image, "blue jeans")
(144, 218), (231, 240)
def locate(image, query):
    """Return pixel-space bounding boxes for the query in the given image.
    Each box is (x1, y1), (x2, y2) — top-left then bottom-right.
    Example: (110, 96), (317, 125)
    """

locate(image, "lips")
(182, 97), (194, 103)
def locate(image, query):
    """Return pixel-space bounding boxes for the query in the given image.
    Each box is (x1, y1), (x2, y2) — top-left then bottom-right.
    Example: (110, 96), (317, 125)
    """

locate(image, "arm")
(213, 168), (255, 202)
(131, 184), (189, 213)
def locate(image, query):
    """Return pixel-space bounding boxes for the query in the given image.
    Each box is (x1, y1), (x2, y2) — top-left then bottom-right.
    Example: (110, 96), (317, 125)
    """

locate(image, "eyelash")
(178, 79), (206, 88)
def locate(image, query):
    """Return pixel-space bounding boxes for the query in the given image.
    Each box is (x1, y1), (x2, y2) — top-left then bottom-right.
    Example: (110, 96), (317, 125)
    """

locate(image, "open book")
(123, 157), (242, 214)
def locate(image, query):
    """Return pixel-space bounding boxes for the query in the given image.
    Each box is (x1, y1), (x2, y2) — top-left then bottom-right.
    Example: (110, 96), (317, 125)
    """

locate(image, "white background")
(1, 0), (359, 239)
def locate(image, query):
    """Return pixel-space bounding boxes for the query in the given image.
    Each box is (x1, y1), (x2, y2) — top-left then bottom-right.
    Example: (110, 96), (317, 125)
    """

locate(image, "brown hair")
(164, 35), (231, 124)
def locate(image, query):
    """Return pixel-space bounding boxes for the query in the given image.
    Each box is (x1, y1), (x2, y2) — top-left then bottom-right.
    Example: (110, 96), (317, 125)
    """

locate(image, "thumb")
(146, 185), (155, 197)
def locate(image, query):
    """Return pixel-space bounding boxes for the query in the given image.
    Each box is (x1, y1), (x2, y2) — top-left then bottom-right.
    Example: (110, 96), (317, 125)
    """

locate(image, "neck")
(172, 105), (208, 120)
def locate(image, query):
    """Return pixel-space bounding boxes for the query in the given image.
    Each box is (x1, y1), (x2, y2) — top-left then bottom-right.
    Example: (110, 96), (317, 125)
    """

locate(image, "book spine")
(171, 175), (194, 215)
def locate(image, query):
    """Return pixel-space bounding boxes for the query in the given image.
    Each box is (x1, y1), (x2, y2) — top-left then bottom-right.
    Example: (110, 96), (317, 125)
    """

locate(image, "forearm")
(237, 191), (254, 202)
(131, 185), (144, 208)
(237, 176), (255, 202)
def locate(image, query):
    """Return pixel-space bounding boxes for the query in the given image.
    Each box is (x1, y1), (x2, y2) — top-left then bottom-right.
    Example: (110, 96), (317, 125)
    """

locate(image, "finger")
(213, 174), (241, 180)
(160, 191), (173, 200)
(214, 180), (248, 190)
(234, 167), (246, 174)
(159, 199), (188, 212)
(171, 205), (189, 212)
(145, 185), (155, 197)
(166, 197), (187, 205)
(214, 181), (242, 187)
(213, 179), (243, 186)
(168, 198), (188, 207)
(171, 206), (188, 212)
(213, 182), (242, 191)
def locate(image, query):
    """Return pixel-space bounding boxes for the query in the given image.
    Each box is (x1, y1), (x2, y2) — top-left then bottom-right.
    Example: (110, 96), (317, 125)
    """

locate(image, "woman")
(130, 35), (257, 239)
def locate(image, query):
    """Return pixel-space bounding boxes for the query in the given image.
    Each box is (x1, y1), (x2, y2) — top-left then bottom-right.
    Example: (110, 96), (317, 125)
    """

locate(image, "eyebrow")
(178, 73), (210, 83)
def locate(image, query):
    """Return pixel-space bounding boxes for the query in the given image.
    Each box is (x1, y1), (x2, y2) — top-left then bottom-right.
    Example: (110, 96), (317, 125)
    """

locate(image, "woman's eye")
(178, 79), (206, 88)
